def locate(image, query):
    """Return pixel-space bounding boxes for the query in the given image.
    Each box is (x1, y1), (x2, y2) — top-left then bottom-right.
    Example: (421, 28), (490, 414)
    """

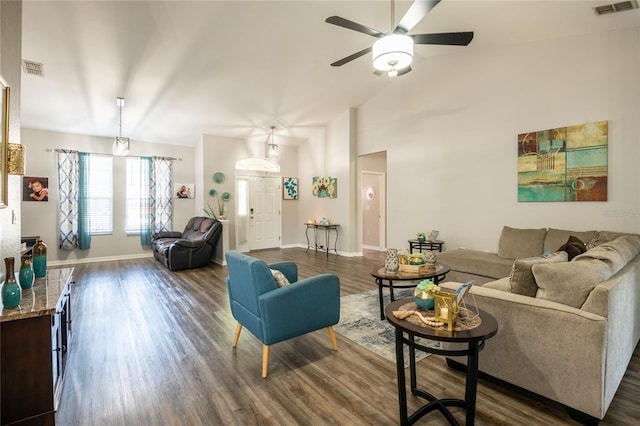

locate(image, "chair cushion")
(271, 269), (290, 287)
(508, 251), (568, 297)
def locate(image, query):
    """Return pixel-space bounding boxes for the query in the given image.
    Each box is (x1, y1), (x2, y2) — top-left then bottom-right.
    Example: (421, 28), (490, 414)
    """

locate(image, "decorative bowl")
(414, 296), (435, 310)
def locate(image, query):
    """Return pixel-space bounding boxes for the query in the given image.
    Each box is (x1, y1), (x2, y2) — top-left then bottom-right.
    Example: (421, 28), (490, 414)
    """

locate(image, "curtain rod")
(48, 149), (181, 161)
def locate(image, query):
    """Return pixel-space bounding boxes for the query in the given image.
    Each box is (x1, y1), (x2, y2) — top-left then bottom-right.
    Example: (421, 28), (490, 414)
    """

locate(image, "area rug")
(334, 288), (440, 367)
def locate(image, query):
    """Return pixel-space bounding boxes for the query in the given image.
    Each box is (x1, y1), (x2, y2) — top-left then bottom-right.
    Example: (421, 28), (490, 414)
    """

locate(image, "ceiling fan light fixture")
(372, 34), (413, 72)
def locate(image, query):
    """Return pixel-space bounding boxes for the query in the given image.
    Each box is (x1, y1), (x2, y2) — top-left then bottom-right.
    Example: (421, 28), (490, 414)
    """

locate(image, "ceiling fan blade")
(325, 16), (385, 38)
(331, 46), (373, 67)
(412, 32), (474, 46)
(394, 0), (441, 34)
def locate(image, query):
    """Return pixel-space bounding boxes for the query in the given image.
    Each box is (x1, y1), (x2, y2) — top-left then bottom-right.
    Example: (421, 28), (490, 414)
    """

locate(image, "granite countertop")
(0, 267), (74, 322)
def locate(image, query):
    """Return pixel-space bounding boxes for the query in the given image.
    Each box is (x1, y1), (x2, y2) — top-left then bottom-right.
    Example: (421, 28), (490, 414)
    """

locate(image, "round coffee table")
(385, 299), (498, 425)
(370, 263), (450, 320)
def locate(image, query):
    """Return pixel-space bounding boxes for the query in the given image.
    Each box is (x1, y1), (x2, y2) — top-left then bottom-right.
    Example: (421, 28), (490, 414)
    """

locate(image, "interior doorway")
(360, 151), (387, 252)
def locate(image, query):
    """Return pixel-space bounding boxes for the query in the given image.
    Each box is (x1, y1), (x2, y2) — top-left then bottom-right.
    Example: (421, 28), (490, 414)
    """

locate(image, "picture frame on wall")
(0, 75), (9, 208)
(175, 183), (194, 199)
(23, 176), (49, 202)
(283, 177), (298, 200)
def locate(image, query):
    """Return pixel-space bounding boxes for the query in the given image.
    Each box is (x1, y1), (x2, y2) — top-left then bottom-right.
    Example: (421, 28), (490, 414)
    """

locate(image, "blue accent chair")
(225, 251), (340, 378)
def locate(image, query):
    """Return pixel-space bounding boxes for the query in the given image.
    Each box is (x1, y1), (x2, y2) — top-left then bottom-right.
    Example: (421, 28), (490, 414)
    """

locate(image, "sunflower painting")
(312, 176), (337, 199)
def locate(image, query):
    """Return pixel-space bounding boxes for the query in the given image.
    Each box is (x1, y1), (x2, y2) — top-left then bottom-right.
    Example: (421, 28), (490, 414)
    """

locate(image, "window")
(125, 158), (145, 233)
(88, 155), (113, 234)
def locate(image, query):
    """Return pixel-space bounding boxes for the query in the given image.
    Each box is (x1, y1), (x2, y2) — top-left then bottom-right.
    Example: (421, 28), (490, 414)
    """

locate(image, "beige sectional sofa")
(436, 227), (640, 424)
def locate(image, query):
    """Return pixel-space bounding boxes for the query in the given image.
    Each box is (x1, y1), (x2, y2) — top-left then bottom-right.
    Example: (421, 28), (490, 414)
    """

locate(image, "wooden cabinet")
(1, 268), (74, 426)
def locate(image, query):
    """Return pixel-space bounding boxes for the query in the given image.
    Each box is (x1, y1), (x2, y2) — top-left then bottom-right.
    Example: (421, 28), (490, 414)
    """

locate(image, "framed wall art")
(283, 177), (298, 200)
(0, 75), (9, 208)
(23, 176), (49, 202)
(517, 120), (608, 202)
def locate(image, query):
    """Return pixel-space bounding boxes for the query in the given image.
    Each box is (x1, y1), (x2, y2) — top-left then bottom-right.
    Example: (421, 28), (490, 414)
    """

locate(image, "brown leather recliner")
(151, 217), (223, 271)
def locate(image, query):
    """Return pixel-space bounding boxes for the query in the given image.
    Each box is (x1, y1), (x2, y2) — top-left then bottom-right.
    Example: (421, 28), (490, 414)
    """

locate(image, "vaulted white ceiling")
(19, 0), (640, 147)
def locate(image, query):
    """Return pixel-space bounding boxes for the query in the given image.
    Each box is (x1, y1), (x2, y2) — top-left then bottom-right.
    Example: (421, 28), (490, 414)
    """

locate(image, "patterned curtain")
(57, 150), (91, 250)
(140, 156), (173, 246)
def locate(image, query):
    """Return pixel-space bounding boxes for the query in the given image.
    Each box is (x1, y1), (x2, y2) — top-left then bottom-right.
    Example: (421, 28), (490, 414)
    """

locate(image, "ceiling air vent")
(593, 0), (638, 15)
(22, 60), (44, 77)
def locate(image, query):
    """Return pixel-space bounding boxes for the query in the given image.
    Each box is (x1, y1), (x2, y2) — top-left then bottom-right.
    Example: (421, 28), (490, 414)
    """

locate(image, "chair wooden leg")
(327, 326), (338, 351)
(262, 345), (270, 378)
(232, 323), (242, 348)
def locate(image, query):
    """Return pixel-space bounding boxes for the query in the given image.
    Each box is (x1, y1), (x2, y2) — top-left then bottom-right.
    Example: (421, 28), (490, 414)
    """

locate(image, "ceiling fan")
(326, 0), (473, 77)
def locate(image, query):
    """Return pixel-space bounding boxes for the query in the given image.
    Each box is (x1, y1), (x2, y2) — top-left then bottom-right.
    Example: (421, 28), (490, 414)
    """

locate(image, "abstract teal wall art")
(517, 120), (608, 202)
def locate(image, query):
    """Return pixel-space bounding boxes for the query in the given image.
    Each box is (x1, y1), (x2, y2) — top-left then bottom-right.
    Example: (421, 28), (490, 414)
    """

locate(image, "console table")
(385, 300), (498, 425)
(304, 223), (340, 257)
(1, 267), (74, 425)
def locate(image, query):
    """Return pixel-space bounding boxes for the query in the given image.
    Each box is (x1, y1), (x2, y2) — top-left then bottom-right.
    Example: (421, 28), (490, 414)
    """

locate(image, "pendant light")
(266, 126), (279, 159)
(112, 97), (130, 156)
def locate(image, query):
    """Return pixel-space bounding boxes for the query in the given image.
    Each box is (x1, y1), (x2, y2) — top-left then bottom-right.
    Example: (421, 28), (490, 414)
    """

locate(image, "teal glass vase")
(18, 255), (35, 290)
(2, 257), (21, 309)
(32, 239), (47, 278)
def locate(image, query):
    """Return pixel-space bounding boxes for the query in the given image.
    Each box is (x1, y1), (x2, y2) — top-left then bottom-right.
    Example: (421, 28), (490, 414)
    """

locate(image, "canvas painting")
(283, 177), (298, 200)
(175, 183), (194, 199)
(517, 120), (608, 202)
(312, 177), (337, 198)
(23, 176), (49, 201)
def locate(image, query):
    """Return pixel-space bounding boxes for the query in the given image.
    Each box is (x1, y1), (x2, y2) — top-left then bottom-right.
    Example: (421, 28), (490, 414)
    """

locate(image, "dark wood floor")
(56, 248), (640, 425)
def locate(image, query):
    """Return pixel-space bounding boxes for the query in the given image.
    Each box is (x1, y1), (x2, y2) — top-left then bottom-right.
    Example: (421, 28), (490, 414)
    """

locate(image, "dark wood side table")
(370, 263), (450, 320)
(385, 299), (498, 426)
(408, 239), (444, 253)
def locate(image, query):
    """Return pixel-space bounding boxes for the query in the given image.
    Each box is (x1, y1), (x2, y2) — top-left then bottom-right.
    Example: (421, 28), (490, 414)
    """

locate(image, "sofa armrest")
(267, 261), (298, 283)
(153, 231), (182, 240)
(440, 281), (607, 418)
(258, 274), (340, 345)
(173, 239), (206, 249)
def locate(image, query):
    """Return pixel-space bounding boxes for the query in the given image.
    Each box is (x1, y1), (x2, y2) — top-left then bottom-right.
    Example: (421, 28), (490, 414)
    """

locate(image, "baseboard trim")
(48, 252), (154, 267)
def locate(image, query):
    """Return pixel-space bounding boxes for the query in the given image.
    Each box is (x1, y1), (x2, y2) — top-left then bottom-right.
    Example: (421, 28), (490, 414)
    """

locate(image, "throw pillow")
(271, 269), (290, 287)
(508, 251), (568, 297)
(532, 259), (612, 308)
(497, 226), (547, 259)
(543, 228), (598, 254)
(557, 235), (587, 260)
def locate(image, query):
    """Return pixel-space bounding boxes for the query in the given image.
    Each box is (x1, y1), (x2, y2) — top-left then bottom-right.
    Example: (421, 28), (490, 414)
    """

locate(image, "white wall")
(199, 133), (299, 248)
(357, 28), (640, 253)
(20, 128), (197, 264)
(298, 108), (358, 254)
(0, 0), (22, 276)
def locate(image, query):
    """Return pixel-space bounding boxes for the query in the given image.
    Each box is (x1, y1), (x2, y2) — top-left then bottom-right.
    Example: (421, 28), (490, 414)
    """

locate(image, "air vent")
(21, 60), (44, 77)
(593, 0), (638, 15)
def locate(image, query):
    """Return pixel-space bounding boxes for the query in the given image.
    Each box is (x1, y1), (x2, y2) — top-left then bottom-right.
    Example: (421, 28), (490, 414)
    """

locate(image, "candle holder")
(434, 291), (458, 331)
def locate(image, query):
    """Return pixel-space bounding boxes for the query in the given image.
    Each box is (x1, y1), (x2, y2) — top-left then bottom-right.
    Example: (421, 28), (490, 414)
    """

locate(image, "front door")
(249, 176), (281, 250)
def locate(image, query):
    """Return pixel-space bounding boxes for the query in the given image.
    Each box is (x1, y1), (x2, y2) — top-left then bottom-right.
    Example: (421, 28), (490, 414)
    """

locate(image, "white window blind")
(125, 158), (143, 233)
(88, 155), (113, 234)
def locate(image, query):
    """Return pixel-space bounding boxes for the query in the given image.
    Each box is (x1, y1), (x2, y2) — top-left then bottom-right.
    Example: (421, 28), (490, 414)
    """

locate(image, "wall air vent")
(21, 60), (44, 77)
(593, 0), (638, 15)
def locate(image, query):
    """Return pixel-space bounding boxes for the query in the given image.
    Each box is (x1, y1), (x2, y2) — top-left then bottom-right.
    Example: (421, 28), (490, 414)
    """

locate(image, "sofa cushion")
(436, 249), (514, 280)
(557, 235), (587, 260)
(543, 228), (598, 254)
(576, 235), (640, 274)
(498, 226), (547, 259)
(483, 277), (510, 291)
(509, 251), (569, 297)
(532, 258), (612, 308)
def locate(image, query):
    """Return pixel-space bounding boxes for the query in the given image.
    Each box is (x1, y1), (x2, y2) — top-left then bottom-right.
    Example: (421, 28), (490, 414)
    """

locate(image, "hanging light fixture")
(266, 126), (279, 159)
(372, 0), (414, 77)
(112, 97), (130, 156)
